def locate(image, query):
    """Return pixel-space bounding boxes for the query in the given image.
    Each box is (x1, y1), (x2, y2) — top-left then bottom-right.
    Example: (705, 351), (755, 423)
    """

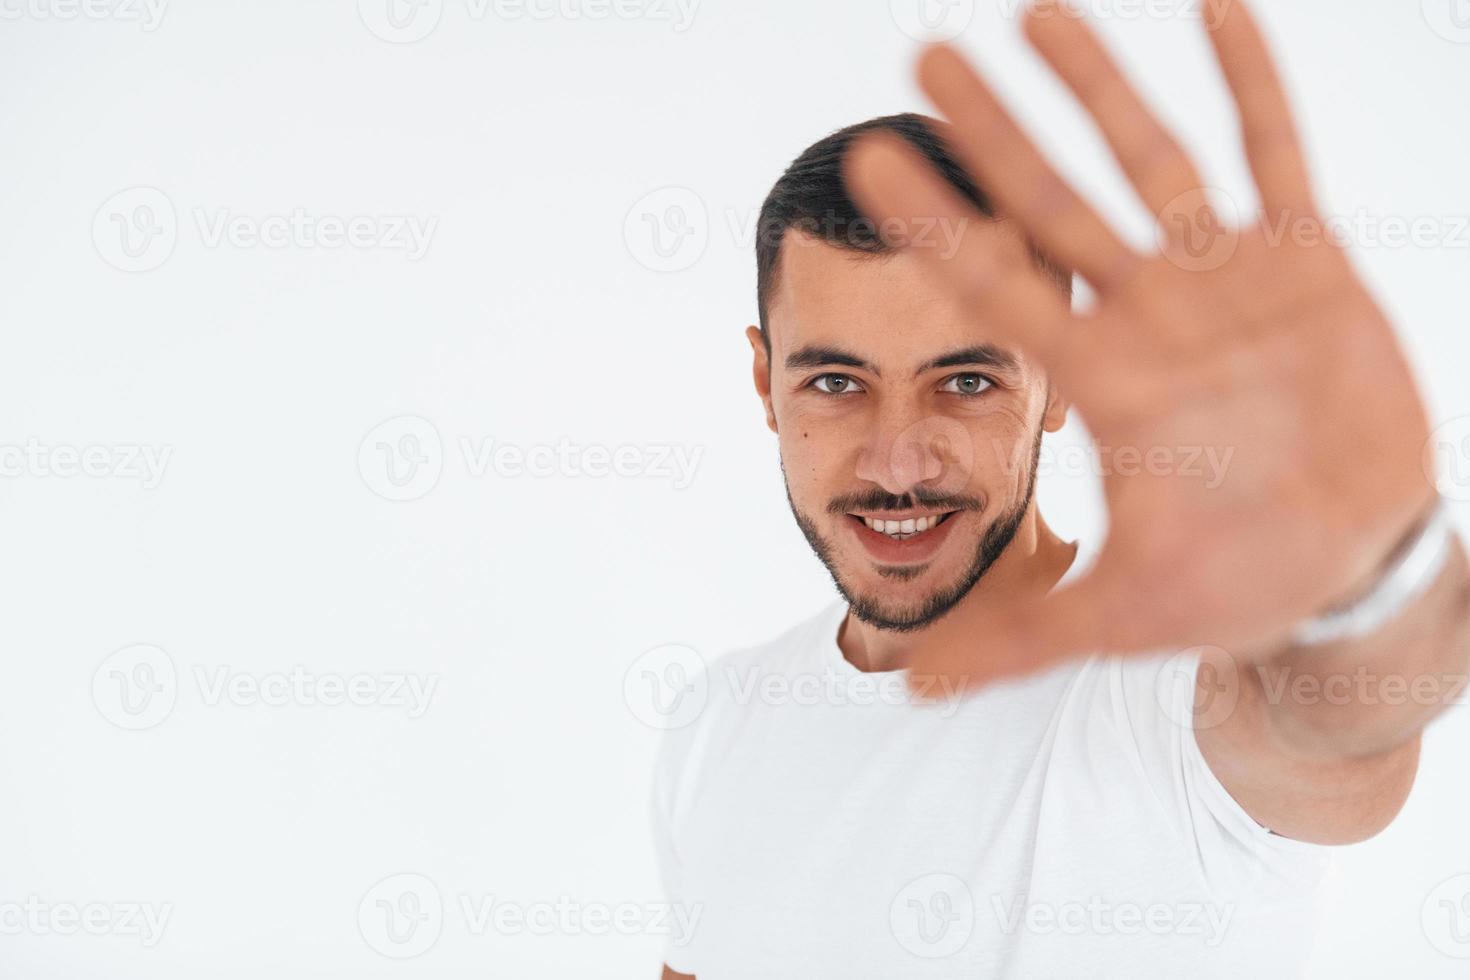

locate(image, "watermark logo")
(92, 651), (439, 727)
(890, 872), (974, 958)
(358, 879), (700, 955)
(95, 189), (438, 271)
(890, 0), (974, 41)
(624, 187), (708, 273)
(1424, 416), (1470, 502)
(1156, 187), (1240, 272)
(621, 194), (969, 273)
(1422, 0), (1470, 43)
(359, 421), (704, 501)
(885, 416), (976, 499)
(93, 187), (177, 273)
(1158, 201), (1470, 270)
(1154, 646), (1239, 730)
(92, 644), (178, 731)
(359, 415), (444, 502)
(624, 644), (708, 729)
(1423, 873), (1470, 958)
(359, 873), (444, 958)
(358, 0), (444, 42)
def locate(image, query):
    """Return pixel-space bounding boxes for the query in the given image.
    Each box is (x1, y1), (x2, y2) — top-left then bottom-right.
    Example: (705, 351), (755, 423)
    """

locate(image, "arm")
(844, 0), (1460, 844)
(1199, 512), (1470, 843)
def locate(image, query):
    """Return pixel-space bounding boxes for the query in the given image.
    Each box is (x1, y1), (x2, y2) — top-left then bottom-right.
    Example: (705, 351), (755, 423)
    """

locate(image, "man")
(654, 3), (1469, 977)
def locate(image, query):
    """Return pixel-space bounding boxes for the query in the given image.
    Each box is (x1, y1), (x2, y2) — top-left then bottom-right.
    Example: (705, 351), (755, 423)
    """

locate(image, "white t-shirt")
(652, 542), (1336, 978)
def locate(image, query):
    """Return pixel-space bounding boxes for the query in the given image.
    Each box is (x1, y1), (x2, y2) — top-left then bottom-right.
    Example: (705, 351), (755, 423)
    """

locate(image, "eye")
(810, 373), (864, 395)
(941, 372), (993, 396)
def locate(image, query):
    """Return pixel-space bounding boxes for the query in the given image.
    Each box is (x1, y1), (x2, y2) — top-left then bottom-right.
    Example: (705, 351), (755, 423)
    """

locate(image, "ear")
(745, 325), (777, 434)
(1040, 379), (1069, 434)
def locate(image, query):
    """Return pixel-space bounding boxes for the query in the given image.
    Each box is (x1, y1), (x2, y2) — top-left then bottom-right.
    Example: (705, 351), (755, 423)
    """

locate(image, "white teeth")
(861, 513), (949, 539)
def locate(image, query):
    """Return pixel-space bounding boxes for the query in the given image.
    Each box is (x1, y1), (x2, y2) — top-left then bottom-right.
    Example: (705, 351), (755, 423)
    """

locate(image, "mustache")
(826, 489), (985, 515)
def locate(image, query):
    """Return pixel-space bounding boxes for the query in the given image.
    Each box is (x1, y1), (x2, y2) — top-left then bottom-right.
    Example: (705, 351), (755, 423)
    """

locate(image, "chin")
(846, 594), (960, 634)
(837, 564), (974, 634)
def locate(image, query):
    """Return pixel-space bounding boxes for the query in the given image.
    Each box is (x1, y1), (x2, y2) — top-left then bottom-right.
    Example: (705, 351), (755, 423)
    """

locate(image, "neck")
(837, 506), (1077, 674)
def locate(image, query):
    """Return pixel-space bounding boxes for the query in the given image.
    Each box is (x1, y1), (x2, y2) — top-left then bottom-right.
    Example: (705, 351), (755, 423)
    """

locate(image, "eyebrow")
(784, 343), (1018, 376)
(918, 344), (1019, 373)
(784, 344), (876, 372)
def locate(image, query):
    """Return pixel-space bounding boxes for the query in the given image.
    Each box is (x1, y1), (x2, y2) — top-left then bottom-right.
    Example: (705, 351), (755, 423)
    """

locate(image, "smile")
(850, 511), (957, 540)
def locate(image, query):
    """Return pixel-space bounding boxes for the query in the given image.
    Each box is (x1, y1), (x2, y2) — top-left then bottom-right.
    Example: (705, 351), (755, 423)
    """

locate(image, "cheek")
(778, 426), (831, 490)
(958, 410), (1038, 494)
(778, 415), (860, 499)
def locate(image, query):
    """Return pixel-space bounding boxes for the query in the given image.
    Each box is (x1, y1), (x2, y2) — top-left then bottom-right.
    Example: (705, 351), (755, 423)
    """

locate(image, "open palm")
(846, 0), (1435, 685)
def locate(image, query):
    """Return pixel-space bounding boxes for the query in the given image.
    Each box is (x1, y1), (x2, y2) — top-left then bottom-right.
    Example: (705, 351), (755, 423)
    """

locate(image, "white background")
(1, 0), (1469, 975)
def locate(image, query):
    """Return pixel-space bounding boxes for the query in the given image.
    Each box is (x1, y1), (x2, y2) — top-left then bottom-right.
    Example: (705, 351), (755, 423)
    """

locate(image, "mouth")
(843, 507), (966, 566)
(849, 510), (959, 541)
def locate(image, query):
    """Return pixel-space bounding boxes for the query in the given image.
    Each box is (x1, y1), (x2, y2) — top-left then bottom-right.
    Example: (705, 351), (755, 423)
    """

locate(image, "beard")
(785, 423), (1043, 633)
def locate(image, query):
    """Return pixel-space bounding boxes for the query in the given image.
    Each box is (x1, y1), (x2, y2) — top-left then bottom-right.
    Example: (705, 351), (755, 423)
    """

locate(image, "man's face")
(749, 226), (1069, 632)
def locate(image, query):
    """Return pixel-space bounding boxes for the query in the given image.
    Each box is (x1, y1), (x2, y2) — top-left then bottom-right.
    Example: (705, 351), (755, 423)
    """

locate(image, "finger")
(1023, 2), (1211, 224)
(907, 573), (1130, 693)
(1203, 0), (1315, 217)
(916, 43), (1143, 294)
(844, 131), (1087, 385)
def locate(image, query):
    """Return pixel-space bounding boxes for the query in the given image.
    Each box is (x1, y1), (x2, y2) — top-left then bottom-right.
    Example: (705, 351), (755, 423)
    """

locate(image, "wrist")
(1290, 495), (1455, 648)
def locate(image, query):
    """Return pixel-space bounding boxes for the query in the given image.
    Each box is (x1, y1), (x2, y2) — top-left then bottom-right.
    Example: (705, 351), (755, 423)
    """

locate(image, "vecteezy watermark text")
(0, 0), (167, 29)
(0, 439), (171, 488)
(92, 644), (440, 731)
(193, 208), (436, 260)
(622, 644), (976, 730)
(358, 416), (704, 502)
(989, 895), (1234, 946)
(624, 189), (972, 273)
(93, 187), (438, 272)
(193, 666), (438, 716)
(888, 873), (1235, 960)
(357, 0), (700, 43)
(0, 897), (172, 947)
(458, 894), (701, 942)
(356, 872), (701, 959)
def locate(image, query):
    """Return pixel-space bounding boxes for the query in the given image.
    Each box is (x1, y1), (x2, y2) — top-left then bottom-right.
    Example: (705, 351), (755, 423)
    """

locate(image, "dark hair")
(753, 112), (1070, 350)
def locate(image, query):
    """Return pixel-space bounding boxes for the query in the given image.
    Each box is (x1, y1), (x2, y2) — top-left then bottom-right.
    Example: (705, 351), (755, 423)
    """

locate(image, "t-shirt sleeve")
(1102, 649), (1337, 892)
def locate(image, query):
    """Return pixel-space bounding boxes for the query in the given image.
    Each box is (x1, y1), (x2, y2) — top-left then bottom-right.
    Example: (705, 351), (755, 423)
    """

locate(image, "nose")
(853, 408), (974, 498)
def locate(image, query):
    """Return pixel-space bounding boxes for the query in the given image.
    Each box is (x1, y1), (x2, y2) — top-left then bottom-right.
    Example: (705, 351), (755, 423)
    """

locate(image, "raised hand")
(845, 0), (1436, 688)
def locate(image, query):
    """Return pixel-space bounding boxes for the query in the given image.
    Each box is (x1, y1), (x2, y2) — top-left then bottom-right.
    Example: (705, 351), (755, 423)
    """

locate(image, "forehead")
(766, 225), (1038, 372)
